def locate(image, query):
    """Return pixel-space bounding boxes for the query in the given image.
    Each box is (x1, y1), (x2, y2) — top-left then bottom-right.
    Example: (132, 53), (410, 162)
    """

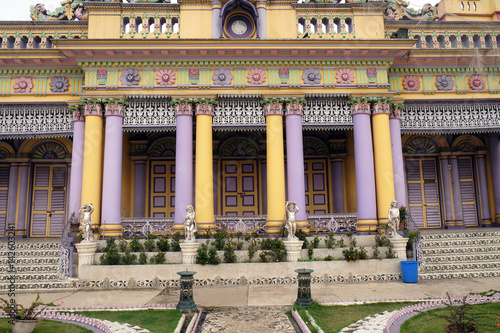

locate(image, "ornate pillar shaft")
(101, 101), (125, 237)
(372, 101), (395, 225)
(476, 152), (492, 226)
(174, 103), (193, 226)
(351, 101), (377, 232)
(285, 100), (307, 228)
(439, 154), (454, 227)
(389, 110), (406, 207)
(81, 99), (104, 226)
(489, 134), (500, 221)
(449, 155), (464, 227)
(265, 101), (286, 234)
(68, 109), (85, 221)
(256, 1), (267, 39)
(211, 1), (222, 38)
(195, 101), (215, 230)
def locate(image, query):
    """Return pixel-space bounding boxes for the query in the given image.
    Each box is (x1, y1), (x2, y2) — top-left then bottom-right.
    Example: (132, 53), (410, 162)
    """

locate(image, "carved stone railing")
(302, 94), (352, 129)
(123, 95), (175, 132)
(307, 213), (357, 233)
(214, 215), (267, 234)
(401, 100), (500, 134)
(292, 5), (356, 39)
(0, 103), (73, 138)
(120, 3), (181, 39)
(121, 218), (175, 237)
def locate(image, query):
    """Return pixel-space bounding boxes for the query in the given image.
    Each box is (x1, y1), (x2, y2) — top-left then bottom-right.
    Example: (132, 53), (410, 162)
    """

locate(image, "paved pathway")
(200, 306), (296, 333)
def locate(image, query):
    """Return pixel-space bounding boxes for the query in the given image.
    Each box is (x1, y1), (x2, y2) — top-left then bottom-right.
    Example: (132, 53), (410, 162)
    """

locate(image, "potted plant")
(406, 230), (419, 258)
(377, 223), (389, 236)
(422, 293), (500, 333)
(0, 294), (60, 333)
(399, 206), (407, 231)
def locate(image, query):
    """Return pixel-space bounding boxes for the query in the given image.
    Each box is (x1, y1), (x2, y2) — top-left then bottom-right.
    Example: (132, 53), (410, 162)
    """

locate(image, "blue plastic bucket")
(400, 260), (418, 283)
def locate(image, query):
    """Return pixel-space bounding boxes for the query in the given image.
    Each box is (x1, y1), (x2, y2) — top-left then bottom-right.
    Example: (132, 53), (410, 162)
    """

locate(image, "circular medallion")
(231, 20), (248, 35)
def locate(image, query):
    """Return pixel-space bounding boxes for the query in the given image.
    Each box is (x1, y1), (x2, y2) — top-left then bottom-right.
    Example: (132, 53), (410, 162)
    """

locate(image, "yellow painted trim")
(195, 114), (215, 228)
(265, 115), (285, 233)
(18, 137), (73, 156)
(484, 136), (496, 223)
(356, 219), (378, 232)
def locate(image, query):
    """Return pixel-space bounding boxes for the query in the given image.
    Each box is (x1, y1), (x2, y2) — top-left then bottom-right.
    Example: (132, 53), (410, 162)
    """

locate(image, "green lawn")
(401, 302), (500, 333)
(0, 319), (92, 333)
(297, 301), (416, 333)
(74, 309), (183, 333)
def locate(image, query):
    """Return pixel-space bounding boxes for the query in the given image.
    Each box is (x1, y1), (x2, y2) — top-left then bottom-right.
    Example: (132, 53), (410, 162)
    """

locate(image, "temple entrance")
(149, 160), (175, 218)
(221, 160), (259, 216)
(457, 156), (478, 226)
(405, 158), (442, 228)
(304, 159), (330, 214)
(30, 164), (68, 236)
(0, 165), (8, 235)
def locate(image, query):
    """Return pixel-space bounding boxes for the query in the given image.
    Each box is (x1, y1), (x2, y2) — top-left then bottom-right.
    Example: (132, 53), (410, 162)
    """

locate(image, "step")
(0, 273), (65, 282)
(0, 264), (58, 274)
(422, 245), (500, 256)
(0, 257), (60, 266)
(421, 231), (500, 241)
(0, 280), (76, 291)
(424, 253), (499, 263)
(421, 238), (500, 249)
(419, 270), (500, 280)
(0, 243), (60, 250)
(422, 261), (500, 273)
(0, 249), (61, 258)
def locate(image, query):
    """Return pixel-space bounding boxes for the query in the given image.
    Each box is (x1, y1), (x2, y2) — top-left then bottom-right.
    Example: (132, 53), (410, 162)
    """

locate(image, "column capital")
(171, 98), (194, 116)
(103, 98), (128, 117)
(283, 97), (306, 116)
(390, 103), (404, 119)
(371, 97), (393, 115)
(69, 104), (85, 122)
(194, 98), (217, 116)
(256, 0), (267, 8)
(130, 140), (149, 157)
(80, 98), (103, 117)
(261, 97), (283, 116)
(348, 99), (370, 115)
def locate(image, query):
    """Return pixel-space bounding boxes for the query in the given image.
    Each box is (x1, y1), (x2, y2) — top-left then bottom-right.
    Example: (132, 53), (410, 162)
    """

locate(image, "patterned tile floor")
(199, 306), (296, 333)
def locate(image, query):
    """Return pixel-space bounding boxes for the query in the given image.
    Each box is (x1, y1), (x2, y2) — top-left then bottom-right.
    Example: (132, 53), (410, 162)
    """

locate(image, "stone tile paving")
(200, 306), (296, 333)
(339, 310), (396, 333)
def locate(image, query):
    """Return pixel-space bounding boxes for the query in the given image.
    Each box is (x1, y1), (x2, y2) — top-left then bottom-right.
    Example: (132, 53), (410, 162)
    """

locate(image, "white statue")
(285, 201), (299, 240)
(79, 203), (94, 242)
(388, 200), (403, 238)
(184, 205), (197, 242)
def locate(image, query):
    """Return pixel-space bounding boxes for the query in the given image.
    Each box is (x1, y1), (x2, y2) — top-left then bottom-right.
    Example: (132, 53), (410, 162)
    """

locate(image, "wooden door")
(221, 160), (258, 216)
(406, 158), (441, 228)
(0, 165), (8, 235)
(149, 161), (175, 218)
(304, 159), (329, 214)
(458, 156), (478, 226)
(30, 164), (67, 237)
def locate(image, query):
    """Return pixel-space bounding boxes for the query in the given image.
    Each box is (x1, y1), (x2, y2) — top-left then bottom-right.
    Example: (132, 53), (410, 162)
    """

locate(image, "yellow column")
(372, 100), (395, 224)
(265, 101), (286, 234)
(195, 101), (215, 231)
(80, 99), (104, 227)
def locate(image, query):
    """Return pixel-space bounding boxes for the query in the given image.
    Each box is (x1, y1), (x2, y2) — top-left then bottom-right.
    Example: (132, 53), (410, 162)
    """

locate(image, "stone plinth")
(180, 241), (200, 264)
(295, 269), (314, 308)
(75, 241), (98, 268)
(177, 271), (197, 313)
(283, 239), (304, 262)
(389, 237), (409, 260)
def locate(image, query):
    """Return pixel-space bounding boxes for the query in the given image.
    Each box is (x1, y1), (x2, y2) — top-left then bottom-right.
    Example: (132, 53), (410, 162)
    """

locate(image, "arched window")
(425, 35), (433, 48)
(149, 17), (155, 33)
(123, 17), (130, 33)
(473, 35), (480, 48)
(172, 17), (179, 33)
(485, 34), (493, 48)
(160, 17), (167, 33)
(437, 35), (445, 48)
(345, 17), (353, 33)
(461, 35), (469, 48)
(297, 18), (305, 34)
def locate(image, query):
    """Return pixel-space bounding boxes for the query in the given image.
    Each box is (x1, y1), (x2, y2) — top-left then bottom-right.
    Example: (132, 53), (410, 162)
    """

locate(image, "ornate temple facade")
(1, 0), (500, 238)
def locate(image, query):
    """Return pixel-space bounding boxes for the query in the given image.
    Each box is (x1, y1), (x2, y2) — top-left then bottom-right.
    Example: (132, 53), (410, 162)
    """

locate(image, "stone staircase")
(0, 241), (76, 291)
(418, 230), (500, 280)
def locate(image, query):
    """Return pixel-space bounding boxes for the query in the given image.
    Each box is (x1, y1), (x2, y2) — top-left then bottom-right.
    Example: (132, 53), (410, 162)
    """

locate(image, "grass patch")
(298, 301), (416, 333)
(73, 309), (182, 333)
(0, 319), (92, 333)
(401, 302), (500, 333)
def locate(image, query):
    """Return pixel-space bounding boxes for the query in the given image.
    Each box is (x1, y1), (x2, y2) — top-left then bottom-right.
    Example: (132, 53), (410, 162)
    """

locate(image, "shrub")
(248, 238), (258, 260)
(130, 235), (143, 252)
(208, 248), (220, 265)
(295, 228), (309, 249)
(342, 246), (360, 262)
(157, 237), (170, 252)
(312, 237), (320, 248)
(103, 238), (117, 252)
(100, 243), (121, 265)
(196, 243), (210, 265)
(146, 232), (156, 241)
(171, 232), (181, 252)
(118, 239), (128, 252)
(151, 251), (166, 264)
(337, 238), (346, 248)
(139, 251), (148, 264)
(375, 235), (391, 247)
(121, 248), (137, 265)
(213, 227), (227, 250)
(325, 232), (336, 249)
(372, 246), (381, 259)
(260, 238), (286, 262)
(386, 243), (396, 258)
(307, 243), (314, 259)
(359, 247), (368, 260)
(223, 242), (237, 263)
(324, 255), (334, 261)
(144, 239), (156, 252)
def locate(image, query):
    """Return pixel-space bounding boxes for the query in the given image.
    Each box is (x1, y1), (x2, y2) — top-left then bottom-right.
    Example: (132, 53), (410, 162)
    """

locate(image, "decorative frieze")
(302, 94), (352, 126)
(123, 95), (175, 130)
(213, 95), (265, 126)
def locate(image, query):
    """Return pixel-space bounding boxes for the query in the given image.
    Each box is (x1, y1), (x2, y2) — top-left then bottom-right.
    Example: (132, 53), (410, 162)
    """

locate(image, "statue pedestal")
(283, 239), (304, 262)
(390, 237), (409, 260)
(75, 241), (98, 268)
(180, 241), (200, 264)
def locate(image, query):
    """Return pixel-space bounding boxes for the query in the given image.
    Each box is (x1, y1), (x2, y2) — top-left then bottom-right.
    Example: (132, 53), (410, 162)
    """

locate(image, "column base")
(180, 241), (201, 264)
(283, 239), (304, 262)
(172, 224), (184, 233)
(481, 218), (493, 227)
(296, 220), (309, 233)
(356, 219), (378, 233)
(196, 222), (216, 234)
(75, 241), (98, 269)
(100, 224), (123, 237)
(266, 219), (283, 235)
(389, 237), (408, 260)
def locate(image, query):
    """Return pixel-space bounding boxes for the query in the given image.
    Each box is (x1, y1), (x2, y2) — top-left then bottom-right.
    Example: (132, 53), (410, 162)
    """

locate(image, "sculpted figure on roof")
(31, 0), (89, 21)
(384, 0), (438, 21)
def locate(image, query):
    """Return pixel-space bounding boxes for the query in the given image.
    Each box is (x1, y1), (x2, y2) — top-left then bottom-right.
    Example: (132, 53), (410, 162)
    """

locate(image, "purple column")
(489, 134), (500, 222)
(331, 158), (345, 213)
(389, 112), (406, 207)
(285, 102), (306, 222)
(16, 163), (29, 235)
(211, 1), (222, 38)
(68, 117), (85, 221)
(352, 102), (377, 233)
(132, 158), (147, 217)
(476, 152), (492, 226)
(101, 103), (124, 235)
(439, 155), (454, 227)
(449, 155), (464, 228)
(6, 164), (18, 232)
(174, 104), (193, 226)
(260, 158), (267, 215)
